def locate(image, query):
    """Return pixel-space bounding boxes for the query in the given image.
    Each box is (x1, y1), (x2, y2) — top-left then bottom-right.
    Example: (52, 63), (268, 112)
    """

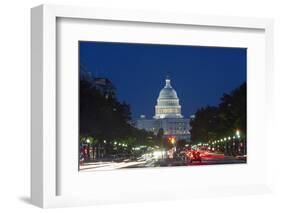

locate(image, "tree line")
(79, 78), (156, 152)
(190, 82), (246, 143)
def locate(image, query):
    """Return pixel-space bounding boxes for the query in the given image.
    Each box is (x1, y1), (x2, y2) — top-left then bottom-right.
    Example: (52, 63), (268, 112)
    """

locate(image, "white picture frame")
(31, 4), (274, 208)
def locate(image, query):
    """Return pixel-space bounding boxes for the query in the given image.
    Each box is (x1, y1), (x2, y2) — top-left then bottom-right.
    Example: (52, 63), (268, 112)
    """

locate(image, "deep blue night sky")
(79, 41), (246, 119)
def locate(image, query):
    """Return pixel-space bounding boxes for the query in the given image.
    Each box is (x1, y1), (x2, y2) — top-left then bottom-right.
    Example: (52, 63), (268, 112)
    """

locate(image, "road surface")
(80, 151), (246, 172)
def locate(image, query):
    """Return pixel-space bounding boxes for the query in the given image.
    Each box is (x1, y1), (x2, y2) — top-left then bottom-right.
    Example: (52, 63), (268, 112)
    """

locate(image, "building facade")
(136, 77), (191, 142)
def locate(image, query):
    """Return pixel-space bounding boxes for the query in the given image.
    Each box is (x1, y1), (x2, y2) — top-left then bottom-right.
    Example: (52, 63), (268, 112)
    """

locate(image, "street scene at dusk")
(79, 41), (247, 171)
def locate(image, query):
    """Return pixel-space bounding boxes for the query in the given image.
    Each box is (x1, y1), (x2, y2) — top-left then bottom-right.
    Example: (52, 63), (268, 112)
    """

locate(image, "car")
(187, 150), (202, 163)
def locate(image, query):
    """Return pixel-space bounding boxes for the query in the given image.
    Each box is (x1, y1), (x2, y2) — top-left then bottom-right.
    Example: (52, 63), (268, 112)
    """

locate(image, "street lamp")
(170, 137), (175, 145)
(235, 130), (241, 156)
(236, 130), (240, 138)
(85, 138), (91, 160)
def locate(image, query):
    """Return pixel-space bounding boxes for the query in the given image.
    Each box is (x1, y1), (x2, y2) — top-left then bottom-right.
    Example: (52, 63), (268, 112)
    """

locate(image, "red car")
(187, 150), (202, 163)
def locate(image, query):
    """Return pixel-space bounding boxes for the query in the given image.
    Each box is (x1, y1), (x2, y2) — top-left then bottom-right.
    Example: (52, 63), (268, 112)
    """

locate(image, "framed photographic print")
(31, 4), (274, 208)
(78, 41), (247, 172)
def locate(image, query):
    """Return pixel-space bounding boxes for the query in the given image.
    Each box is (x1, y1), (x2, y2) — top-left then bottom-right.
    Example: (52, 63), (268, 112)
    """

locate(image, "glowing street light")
(236, 129), (240, 138)
(168, 136), (176, 145)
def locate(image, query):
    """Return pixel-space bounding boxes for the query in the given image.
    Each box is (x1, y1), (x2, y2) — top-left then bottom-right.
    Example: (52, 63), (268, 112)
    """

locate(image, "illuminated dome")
(154, 77), (183, 119)
(158, 79), (178, 100)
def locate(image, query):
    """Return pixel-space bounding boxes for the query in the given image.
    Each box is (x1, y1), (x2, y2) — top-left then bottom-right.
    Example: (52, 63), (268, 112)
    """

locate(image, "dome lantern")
(165, 77), (172, 88)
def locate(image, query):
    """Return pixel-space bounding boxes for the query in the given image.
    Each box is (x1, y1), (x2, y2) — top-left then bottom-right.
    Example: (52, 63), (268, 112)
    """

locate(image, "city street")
(80, 151), (246, 172)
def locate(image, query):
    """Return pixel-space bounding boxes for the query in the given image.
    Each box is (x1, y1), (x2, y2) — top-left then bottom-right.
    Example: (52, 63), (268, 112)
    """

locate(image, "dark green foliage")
(79, 79), (154, 146)
(190, 82), (246, 143)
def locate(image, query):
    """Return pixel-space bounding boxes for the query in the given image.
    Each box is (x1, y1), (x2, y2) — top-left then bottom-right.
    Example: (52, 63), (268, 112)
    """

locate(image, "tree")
(156, 128), (164, 147)
(190, 106), (219, 143)
(79, 79), (133, 141)
(219, 82), (246, 135)
(190, 82), (246, 143)
(79, 77), (157, 155)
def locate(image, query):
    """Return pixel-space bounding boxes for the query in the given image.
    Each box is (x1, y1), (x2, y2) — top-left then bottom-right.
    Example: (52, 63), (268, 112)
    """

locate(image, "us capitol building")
(136, 77), (191, 142)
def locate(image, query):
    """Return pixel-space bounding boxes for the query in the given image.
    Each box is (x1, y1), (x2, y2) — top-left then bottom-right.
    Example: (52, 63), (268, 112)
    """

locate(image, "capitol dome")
(158, 79), (178, 100)
(154, 77), (183, 119)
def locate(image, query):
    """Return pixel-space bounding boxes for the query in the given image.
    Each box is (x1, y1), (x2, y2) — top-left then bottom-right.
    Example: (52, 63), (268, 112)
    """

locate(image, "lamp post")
(168, 136), (176, 159)
(85, 138), (91, 160)
(236, 130), (241, 156)
(236, 130), (240, 138)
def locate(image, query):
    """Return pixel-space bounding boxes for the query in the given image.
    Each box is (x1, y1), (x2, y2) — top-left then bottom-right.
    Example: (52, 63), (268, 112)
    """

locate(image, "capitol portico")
(136, 77), (191, 142)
